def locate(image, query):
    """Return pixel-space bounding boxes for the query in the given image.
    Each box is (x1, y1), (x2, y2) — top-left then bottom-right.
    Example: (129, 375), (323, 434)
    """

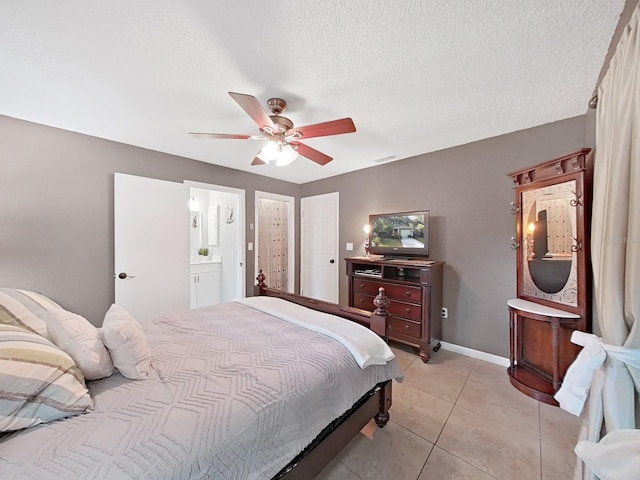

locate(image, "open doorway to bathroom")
(187, 181), (245, 305)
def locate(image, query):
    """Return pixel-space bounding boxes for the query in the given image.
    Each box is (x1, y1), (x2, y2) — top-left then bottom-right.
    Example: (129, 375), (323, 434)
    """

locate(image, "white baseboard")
(439, 341), (510, 367)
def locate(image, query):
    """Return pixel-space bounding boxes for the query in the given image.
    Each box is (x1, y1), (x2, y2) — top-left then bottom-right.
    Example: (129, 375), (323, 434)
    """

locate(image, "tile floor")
(315, 345), (582, 480)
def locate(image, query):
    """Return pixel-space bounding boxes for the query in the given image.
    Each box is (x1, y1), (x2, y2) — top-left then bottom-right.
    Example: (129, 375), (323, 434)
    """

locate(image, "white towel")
(236, 296), (395, 369)
(554, 331), (640, 416)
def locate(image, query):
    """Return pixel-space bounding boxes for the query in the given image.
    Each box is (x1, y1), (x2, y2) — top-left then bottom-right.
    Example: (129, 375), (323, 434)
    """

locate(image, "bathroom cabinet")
(190, 261), (221, 309)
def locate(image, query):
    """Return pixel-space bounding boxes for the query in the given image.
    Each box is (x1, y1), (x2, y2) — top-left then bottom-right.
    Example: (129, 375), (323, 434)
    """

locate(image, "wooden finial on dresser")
(254, 270), (267, 296)
(256, 270), (266, 287)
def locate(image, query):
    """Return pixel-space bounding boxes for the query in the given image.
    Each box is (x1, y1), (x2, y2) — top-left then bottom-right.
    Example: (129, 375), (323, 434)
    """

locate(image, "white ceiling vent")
(373, 155), (398, 164)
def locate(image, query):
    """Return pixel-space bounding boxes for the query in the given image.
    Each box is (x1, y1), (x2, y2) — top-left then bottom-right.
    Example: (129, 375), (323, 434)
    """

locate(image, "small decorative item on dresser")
(363, 224), (371, 256)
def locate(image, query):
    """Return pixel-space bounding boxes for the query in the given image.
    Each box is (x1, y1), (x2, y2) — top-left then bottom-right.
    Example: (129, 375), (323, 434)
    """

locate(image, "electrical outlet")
(441, 307), (449, 318)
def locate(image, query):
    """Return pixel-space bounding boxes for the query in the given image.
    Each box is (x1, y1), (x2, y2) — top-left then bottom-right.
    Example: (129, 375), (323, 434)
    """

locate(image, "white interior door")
(301, 192), (339, 302)
(114, 173), (190, 320)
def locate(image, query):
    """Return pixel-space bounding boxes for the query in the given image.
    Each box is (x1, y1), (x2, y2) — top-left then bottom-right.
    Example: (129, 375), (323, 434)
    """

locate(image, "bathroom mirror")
(521, 179), (578, 307)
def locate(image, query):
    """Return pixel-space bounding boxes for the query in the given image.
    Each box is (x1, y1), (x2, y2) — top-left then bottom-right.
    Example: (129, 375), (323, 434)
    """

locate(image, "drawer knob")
(360, 284), (365, 289)
(405, 308), (411, 314)
(405, 291), (411, 297)
(405, 324), (410, 331)
(360, 298), (365, 304)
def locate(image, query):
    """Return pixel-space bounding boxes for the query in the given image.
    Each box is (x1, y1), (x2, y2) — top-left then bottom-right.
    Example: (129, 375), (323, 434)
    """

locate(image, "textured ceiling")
(0, 1), (624, 184)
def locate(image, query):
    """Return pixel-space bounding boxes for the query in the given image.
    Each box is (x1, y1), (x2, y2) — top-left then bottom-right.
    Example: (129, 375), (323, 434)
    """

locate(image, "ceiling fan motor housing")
(269, 115), (294, 133)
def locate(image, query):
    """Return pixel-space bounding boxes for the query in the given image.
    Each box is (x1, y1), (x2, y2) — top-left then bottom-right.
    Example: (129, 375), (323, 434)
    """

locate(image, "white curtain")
(574, 4), (640, 479)
(257, 198), (289, 291)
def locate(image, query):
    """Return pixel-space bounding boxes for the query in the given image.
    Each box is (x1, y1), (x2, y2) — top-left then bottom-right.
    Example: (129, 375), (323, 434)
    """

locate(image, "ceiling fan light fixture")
(257, 141), (279, 161)
(275, 144), (299, 166)
(257, 141), (298, 166)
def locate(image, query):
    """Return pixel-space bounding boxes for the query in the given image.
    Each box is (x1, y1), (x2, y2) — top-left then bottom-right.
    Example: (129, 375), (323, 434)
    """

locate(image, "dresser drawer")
(383, 283), (423, 303)
(353, 279), (383, 297)
(353, 279), (422, 303)
(353, 293), (376, 310)
(388, 301), (422, 322)
(387, 316), (421, 338)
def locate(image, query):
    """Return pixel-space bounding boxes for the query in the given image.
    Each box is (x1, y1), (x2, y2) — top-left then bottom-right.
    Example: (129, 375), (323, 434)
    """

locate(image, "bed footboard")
(254, 270), (390, 339)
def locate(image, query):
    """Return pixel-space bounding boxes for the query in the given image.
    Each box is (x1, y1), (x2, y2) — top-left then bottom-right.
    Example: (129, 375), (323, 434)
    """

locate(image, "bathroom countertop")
(191, 255), (222, 264)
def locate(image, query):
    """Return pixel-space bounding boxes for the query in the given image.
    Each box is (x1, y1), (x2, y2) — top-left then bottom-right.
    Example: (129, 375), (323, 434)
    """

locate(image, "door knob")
(117, 272), (135, 279)
(329, 259), (335, 264)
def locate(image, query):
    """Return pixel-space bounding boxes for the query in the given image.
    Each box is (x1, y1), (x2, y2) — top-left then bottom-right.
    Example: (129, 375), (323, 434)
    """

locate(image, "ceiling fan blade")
(291, 141), (333, 166)
(251, 156), (266, 166)
(287, 117), (356, 139)
(228, 92), (275, 130)
(189, 132), (252, 139)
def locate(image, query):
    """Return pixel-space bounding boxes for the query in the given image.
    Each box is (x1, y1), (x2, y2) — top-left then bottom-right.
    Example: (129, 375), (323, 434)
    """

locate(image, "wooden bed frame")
(254, 271), (394, 480)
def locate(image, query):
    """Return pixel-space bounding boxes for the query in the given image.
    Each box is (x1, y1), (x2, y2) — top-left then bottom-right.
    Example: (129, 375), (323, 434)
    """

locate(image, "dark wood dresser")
(346, 256), (443, 362)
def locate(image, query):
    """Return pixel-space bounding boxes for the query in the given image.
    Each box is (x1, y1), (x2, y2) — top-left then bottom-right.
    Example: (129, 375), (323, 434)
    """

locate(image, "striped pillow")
(0, 289), (115, 380)
(0, 288), (62, 337)
(0, 324), (93, 432)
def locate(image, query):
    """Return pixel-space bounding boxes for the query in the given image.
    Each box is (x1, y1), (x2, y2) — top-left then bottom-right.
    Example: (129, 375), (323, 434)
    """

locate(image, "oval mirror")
(523, 198), (573, 293)
(521, 179), (578, 306)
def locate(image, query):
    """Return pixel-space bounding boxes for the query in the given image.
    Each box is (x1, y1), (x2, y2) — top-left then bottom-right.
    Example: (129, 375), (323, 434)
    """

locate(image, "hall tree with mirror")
(507, 149), (593, 405)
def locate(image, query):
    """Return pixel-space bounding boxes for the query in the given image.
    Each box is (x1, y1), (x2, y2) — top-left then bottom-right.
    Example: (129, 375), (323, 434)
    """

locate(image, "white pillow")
(101, 304), (151, 379)
(47, 309), (115, 380)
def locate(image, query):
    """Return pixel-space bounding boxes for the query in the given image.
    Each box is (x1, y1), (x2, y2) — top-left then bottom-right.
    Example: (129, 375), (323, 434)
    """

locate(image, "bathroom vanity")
(190, 256), (222, 309)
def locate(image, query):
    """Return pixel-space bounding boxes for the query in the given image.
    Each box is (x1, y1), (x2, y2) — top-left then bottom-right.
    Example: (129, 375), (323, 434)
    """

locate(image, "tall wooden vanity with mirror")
(507, 149), (592, 405)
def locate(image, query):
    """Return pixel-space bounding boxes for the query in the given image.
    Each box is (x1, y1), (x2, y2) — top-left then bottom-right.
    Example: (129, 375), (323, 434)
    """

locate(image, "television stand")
(346, 256), (444, 362)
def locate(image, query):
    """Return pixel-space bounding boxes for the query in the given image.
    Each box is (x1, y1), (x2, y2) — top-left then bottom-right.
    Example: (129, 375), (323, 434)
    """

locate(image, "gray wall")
(301, 116), (586, 357)
(0, 115), (300, 325)
(0, 114), (587, 356)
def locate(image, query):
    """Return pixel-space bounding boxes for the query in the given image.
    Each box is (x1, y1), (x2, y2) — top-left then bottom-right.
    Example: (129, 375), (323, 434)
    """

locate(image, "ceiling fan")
(189, 92), (356, 166)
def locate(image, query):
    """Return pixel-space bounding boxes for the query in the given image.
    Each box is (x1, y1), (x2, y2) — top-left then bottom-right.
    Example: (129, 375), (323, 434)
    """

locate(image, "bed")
(0, 277), (403, 479)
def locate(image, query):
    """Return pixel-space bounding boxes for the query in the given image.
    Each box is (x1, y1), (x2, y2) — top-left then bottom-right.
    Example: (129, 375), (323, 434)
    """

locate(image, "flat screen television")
(368, 210), (430, 258)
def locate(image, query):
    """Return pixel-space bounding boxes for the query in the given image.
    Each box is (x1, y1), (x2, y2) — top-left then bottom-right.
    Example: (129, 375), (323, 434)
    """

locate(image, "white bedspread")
(0, 301), (403, 480)
(236, 296), (395, 368)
